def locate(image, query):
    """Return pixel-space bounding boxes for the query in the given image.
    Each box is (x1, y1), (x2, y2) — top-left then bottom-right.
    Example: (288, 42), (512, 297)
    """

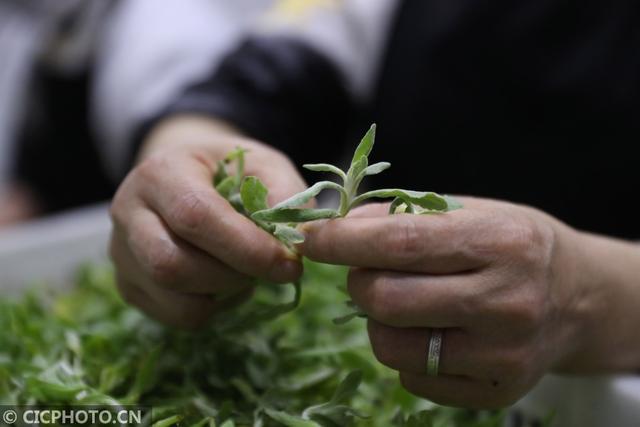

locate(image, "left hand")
(299, 198), (586, 409)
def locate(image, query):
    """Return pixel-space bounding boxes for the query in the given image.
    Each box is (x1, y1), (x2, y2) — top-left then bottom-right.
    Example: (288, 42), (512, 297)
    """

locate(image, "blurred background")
(0, 0), (274, 228)
(3, 0), (639, 238)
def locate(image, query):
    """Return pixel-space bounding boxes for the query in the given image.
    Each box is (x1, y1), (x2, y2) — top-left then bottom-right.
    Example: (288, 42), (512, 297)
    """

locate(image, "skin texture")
(109, 115), (307, 329)
(298, 200), (640, 409)
(111, 116), (640, 408)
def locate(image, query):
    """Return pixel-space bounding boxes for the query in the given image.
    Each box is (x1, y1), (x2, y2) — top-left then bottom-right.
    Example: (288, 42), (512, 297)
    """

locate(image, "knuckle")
(168, 191), (212, 237)
(500, 289), (547, 333)
(494, 215), (547, 265)
(109, 189), (130, 228)
(108, 198), (122, 226)
(384, 217), (423, 266)
(145, 240), (183, 286)
(457, 288), (486, 320)
(350, 274), (400, 324)
(136, 155), (167, 182)
(515, 299), (545, 331)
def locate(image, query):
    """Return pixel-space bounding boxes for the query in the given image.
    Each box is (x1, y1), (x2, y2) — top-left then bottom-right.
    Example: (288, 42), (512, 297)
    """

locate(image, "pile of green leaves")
(0, 264), (504, 426)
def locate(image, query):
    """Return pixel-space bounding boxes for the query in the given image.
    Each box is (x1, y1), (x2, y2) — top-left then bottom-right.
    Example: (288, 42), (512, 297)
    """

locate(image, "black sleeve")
(133, 36), (355, 167)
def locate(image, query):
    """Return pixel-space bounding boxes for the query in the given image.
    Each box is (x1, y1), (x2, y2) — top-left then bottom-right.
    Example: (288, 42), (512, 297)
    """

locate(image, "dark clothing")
(15, 68), (115, 214)
(154, 0), (640, 238)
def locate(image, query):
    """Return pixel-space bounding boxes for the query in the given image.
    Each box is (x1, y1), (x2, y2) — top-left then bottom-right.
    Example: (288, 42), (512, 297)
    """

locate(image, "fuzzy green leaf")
(350, 124), (376, 167)
(273, 181), (345, 210)
(223, 147), (248, 162)
(303, 164), (347, 182)
(329, 370), (363, 404)
(351, 189), (449, 211)
(265, 409), (320, 427)
(358, 162), (390, 179)
(389, 198), (415, 215)
(252, 208), (338, 223)
(389, 197), (404, 214)
(331, 312), (363, 325)
(215, 176), (236, 199)
(153, 415), (184, 427)
(346, 156), (368, 185)
(443, 195), (464, 211)
(240, 176), (269, 214)
(274, 225), (305, 245)
(402, 410), (435, 427)
(124, 347), (160, 403)
(302, 371), (367, 425)
(213, 160), (229, 187)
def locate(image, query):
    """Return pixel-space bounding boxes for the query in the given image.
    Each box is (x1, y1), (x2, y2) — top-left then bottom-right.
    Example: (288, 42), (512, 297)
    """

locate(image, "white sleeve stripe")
(92, 0), (274, 180)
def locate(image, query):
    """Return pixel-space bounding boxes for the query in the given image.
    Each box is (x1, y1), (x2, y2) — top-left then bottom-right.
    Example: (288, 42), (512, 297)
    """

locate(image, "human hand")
(110, 116), (306, 329)
(299, 198), (588, 409)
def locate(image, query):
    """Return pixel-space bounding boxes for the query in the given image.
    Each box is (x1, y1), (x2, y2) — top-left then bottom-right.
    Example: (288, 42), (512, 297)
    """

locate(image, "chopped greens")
(0, 263), (504, 426)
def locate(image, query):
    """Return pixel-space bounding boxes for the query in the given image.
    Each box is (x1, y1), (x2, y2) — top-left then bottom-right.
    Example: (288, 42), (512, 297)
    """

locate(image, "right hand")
(109, 115), (307, 329)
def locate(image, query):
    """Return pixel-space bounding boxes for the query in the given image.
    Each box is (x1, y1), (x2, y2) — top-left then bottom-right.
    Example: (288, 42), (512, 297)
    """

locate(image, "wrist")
(553, 228), (640, 373)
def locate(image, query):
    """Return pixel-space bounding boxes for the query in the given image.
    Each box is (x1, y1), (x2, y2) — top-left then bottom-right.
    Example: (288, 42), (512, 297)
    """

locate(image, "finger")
(114, 273), (218, 329)
(112, 205), (254, 295)
(367, 320), (493, 377)
(112, 235), (254, 325)
(347, 268), (478, 327)
(300, 209), (488, 273)
(347, 197), (488, 219)
(346, 203), (390, 218)
(134, 155), (302, 283)
(399, 372), (516, 409)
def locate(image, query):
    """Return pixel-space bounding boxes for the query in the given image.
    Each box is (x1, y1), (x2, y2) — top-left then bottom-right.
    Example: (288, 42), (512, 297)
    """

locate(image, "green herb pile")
(0, 125), (506, 426)
(0, 264), (503, 426)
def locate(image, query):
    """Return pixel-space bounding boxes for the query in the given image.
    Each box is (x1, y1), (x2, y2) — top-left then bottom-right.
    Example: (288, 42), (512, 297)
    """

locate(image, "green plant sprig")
(214, 124), (463, 326)
(215, 124), (462, 250)
(250, 124), (461, 227)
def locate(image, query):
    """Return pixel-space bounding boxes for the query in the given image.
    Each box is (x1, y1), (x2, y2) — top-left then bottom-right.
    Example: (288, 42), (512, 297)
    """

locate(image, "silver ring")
(426, 328), (443, 376)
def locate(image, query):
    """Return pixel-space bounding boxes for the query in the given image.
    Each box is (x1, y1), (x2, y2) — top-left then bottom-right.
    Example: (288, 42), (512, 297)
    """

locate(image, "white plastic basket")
(0, 203), (111, 294)
(511, 375), (640, 427)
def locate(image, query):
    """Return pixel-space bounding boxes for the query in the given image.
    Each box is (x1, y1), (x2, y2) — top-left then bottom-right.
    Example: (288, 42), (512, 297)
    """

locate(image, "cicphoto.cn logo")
(0, 405), (151, 426)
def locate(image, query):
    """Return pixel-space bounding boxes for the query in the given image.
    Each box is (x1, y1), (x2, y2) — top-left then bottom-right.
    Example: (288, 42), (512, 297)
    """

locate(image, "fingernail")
(298, 220), (324, 236)
(283, 247), (300, 261)
(297, 222), (313, 234)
